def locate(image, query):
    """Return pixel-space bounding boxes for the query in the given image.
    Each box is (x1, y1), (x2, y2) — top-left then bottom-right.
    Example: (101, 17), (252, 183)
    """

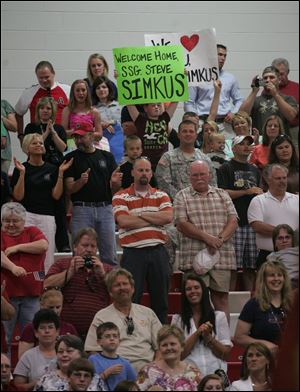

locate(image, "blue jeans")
(71, 205), (117, 265)
(3, 296), (40, 352)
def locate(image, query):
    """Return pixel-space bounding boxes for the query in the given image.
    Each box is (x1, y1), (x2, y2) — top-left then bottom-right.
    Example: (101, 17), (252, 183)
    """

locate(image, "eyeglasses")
(2, 218), (23, 224)
(125, 316), (134, 335)
(43, 286), (62, 292)
(273, 134), (292, 144)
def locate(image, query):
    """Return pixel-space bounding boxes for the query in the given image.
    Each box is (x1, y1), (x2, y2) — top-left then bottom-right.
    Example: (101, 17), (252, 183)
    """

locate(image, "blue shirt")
(184, 69), (243, 116)
(89, 352), (137, 391)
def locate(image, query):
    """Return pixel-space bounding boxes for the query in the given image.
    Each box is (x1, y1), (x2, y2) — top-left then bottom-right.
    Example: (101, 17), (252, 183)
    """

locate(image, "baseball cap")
(72, 122), (94, 136)
(232, 135), (254, 147)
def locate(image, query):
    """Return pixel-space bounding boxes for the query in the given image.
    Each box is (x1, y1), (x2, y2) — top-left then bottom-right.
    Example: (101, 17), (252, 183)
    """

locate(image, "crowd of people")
(1, 44), (299, 391)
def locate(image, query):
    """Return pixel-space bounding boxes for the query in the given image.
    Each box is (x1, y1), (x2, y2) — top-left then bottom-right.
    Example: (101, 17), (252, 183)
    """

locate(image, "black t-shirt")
(239, 298), (286, 344)
(64, 149), (117, 202)
(217, 159), (260, 226)
(119, 160), (158, 189)
(11, 162), (58, 215)
(24, 122), (67, 166)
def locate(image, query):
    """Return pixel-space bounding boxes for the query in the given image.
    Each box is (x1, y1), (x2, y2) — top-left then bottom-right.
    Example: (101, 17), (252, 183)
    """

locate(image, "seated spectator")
(1, 353), (26, 391)
(1, 202), (48, 352)
(84, 53), (118, 104)
(136, 325), (202, 391)
(250, 115), (285, 171)
(171, 273), (232, 376)
(84, 268), (162, 372)
(34, 334), (105, 391)
(13, 309), (59, 390)
(11, 133), (72, 272)
(18, 288), (78, 359)
(234, 260), (293, 354)
(197, 374), (224, 391)
(268, 134), (299, 193)
(119, 135), (157, 189)
(114, 380), (140, 391)
(44, 228), (112, 341)
(88, 322), (136, 391)
(67, 358), (97, 391)
(229, 342), (274, 391)
(266, 224), (299, 289)
(92, 76), (124, 164)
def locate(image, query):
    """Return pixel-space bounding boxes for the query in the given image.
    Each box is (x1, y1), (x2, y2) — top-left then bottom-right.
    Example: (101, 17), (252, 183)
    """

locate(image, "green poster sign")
(113, 45), (188, 105)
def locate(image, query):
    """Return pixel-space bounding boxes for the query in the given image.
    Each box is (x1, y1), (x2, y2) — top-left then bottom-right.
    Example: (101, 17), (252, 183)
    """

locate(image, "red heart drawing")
(180, 34), (199, 52)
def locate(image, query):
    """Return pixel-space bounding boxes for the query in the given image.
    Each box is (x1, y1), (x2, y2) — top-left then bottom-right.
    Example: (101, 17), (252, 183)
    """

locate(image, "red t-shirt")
(45, 258), (112, 336)
(1, 227), (47, 297)
(279, 80), (299, 126)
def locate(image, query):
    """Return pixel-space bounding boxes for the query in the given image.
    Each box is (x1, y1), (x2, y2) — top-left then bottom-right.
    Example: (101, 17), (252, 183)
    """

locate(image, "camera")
(254, 76), (265, 88)
(83, 255), (93, 269)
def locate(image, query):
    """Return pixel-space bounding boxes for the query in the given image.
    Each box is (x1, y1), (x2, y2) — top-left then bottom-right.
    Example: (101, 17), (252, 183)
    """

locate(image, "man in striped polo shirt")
(112, 157), (173, 323)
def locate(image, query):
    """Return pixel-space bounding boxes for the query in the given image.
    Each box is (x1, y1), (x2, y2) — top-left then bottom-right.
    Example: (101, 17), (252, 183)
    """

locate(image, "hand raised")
(13, 157), (25, 173)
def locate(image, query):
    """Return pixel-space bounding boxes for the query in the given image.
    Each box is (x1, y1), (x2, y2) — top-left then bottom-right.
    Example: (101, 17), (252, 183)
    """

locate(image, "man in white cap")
(217, 135), (263, 291)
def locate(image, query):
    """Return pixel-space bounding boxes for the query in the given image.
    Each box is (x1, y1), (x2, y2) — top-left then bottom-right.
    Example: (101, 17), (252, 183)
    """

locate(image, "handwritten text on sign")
(145, 29), (219, 87)
(113, 45), (188, 105)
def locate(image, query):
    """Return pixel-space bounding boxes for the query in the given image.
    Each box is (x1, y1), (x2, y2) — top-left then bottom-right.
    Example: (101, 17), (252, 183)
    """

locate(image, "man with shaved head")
(174, 160), (238, 320)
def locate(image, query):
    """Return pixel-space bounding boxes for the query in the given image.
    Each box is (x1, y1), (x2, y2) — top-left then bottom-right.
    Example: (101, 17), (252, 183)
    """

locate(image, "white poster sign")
(145, 28), (218, 87)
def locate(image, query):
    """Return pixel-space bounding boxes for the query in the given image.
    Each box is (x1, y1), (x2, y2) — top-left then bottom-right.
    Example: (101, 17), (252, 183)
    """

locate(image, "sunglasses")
(125, 316), (134, 335)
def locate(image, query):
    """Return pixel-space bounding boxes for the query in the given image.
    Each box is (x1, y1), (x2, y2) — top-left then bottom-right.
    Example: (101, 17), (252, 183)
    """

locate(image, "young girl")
(61, 79), (104, 152)
(93, 76), (124, 164)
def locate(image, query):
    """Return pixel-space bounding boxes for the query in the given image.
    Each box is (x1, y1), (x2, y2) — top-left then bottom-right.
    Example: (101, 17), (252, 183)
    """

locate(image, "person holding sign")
(126, 101), (178, 169)
(184, 44), (243, 140)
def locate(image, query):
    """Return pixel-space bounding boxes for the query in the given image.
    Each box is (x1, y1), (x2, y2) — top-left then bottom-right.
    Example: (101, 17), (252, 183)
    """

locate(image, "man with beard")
(112, 157), (173, 324)
(64, 121), (122, 265)
(85, 268), (161, 372)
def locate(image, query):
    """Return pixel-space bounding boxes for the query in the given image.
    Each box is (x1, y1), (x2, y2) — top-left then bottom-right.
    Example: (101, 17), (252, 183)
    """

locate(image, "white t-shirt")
(248, 191), (299, 251)
(171, 311), (232, 376)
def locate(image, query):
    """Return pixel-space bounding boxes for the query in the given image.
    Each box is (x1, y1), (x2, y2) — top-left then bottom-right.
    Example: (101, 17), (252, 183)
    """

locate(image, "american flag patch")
(32, 271), (45, 281)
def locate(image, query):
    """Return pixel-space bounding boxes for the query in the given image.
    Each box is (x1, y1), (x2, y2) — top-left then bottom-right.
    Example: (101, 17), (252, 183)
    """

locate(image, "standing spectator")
(247, 164), (299, 269)
(136, 325), (202, 391)
(156, 120), (216, 201)
(84, 268), (162, 372)
(267, 224), (298, 289)
(184, 44), (243, 140)
(268, 134), (299, 194)
(126, 101), (178, 169)
(88, 322), (136, 391)
(43, 228), (112, 341)
(217, 135), (262, 291)
(234, 260), (293, 354)
(250, 115), (285, 171)
(1, 281), (16, 355)
(230, 342), (274, 391)
(174, 160), (238, 320)
(240, 66), (298, 137)
(119, 135), (157, 189)
(61, 79), (102, 152)
(93, 76), (124, 163)
(84, 53), (118, 104)
(64, 123), (121, 265)
(272, 58), (299, 149)
(18, 288), (78, 359)
(171, 273), (232, 376)
(1, 100), (17, 173)
(11, 133), (73, 272)
(24, 96), (70, 252)
(13, 309), (60, 391)
(15, 61), (70, 143)
(1, 202), (48, 351)
(112, 157), (173, 323)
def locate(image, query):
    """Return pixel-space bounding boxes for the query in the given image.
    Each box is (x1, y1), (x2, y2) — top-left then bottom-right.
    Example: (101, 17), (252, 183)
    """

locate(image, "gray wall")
(1, 1), (299, 166)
